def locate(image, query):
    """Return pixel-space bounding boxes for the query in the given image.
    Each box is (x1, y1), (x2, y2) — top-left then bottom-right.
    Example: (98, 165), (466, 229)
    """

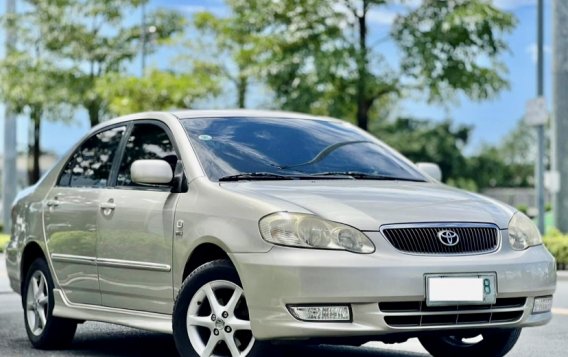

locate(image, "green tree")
(393, 0), (516, 103)
(0, 6), (76, 184)
(373, 117), (472, 185)
(467, 121), (534, 188)
(192, 8), (261, 108)
(374, 117), (535, 191)
(229, 0), (516, 130)
(96, 67), (221, 115)
(34, 0), (185, 127)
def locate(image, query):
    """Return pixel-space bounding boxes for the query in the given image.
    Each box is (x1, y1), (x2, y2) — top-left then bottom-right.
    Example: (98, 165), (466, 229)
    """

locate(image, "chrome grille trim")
(379, 298), (526, 328)
(380, 223), (501, 255)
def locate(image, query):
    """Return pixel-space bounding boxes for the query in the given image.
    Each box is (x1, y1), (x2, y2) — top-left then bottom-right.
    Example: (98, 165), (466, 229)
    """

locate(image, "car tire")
(418, 328), (522, 357)
(22, 258), (78, 349)
(173, 259), (280, 357)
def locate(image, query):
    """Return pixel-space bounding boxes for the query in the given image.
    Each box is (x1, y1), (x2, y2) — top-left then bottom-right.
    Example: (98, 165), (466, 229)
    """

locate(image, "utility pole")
(553, 0), (568, 232)
(141, 3), (147, 75)
(536, 0), (546, 233)
(2, 0), (18, 233)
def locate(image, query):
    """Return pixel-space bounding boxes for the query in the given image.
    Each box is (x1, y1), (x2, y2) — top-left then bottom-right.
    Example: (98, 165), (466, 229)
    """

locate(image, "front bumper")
(231, 231), (556, 340)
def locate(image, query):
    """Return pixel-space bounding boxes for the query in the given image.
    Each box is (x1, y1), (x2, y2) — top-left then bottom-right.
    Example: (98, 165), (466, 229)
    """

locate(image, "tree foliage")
(466, 121), (534, 189)
(96, 66), (221, 115)
(0, 5), (77, 183)
(373, 117), (471, 185)
(31, 0), (186, 126)
(393, 0), (516, 102)
(226, 0), (515, 129)
(374, 117), (534, 191)
(191, 7), (262, 108)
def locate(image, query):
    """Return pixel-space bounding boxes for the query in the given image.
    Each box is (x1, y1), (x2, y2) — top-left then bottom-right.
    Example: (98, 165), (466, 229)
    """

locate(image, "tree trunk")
(356, 5), (370, 130)
(87, 100), (101, 127)
(28, 109), (42, 185)
(237, 75), (248, 109)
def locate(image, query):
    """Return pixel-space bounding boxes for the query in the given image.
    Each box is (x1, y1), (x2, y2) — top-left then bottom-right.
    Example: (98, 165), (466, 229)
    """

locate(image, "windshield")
(181, 117), (426, 182)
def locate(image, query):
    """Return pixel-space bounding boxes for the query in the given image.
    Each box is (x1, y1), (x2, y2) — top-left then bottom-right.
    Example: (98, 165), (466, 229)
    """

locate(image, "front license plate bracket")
(425, 273), (497, 307)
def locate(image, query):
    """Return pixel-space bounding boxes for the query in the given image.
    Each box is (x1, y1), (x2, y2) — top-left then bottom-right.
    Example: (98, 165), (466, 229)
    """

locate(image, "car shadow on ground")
(63, 325), (424, 357)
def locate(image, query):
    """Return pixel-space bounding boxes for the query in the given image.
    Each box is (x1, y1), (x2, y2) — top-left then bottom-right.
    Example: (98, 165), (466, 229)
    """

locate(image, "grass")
(0, 233), (9, 253)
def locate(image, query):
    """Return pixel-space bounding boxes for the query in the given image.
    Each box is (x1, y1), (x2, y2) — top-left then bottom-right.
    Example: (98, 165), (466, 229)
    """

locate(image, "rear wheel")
(173, 259), (278, 357)
(22, 258), (78, 349)
(418, 329), (522, 357)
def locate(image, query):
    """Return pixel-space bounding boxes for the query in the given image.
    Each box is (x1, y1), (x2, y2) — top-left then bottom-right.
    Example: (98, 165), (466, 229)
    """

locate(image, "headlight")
(259, 212), (375, 253)
(508, 212), (542, 250)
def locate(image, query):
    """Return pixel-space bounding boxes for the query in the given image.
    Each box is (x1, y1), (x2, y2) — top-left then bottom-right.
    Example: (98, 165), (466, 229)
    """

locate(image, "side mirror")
(416, 162), (442, 182)
(131, 159), (173, 185)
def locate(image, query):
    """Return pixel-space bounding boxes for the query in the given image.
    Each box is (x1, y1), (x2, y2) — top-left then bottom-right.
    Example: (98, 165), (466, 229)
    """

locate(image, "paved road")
(1, 255), (567, 356)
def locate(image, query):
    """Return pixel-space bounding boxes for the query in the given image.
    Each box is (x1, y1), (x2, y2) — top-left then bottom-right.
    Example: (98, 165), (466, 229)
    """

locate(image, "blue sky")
(0, 0), (552, 157)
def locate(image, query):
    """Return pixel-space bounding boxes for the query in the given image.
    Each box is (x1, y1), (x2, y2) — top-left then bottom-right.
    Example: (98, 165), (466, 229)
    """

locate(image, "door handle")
(100, 202), (116, 210)
(46, 200), (59, 208)
(100, 199), (116, 216)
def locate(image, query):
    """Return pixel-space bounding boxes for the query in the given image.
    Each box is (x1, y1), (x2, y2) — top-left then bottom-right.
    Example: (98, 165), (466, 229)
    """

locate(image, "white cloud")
(526, 43), (551, 63)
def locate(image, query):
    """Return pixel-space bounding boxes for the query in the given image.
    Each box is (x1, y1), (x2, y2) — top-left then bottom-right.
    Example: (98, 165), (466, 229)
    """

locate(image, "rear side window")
(116, 123), (177, 187)
(58, 126), (125, 187)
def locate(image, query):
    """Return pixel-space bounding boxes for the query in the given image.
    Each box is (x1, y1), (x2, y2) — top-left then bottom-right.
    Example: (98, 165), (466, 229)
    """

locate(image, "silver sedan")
(4, 110), (556, 357)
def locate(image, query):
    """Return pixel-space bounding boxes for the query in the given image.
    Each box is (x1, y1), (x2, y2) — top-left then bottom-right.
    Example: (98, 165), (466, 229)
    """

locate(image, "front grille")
(380, 298), (526, 328)
(381, 224), (499, 255)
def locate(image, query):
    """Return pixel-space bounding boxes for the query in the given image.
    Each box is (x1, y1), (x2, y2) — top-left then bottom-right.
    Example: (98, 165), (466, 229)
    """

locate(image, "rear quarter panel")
(5, 140), (72, 294)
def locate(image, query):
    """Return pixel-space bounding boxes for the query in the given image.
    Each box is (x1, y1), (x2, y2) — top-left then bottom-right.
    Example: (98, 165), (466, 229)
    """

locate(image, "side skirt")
(52, 288), (173, 334)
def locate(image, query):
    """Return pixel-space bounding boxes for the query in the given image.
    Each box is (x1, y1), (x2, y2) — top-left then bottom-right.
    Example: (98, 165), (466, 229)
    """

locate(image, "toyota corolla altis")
(4, 110), (556, 356)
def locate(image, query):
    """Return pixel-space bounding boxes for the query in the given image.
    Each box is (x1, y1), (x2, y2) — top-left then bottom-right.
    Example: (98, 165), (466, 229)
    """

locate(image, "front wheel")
(22, 258), (78, 349)
(173, 259), (278, 357)
(418, 328), (522, 357)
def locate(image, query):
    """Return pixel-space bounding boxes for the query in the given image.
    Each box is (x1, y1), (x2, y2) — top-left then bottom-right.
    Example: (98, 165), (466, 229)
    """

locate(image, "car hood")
(220, 180), (515, 230)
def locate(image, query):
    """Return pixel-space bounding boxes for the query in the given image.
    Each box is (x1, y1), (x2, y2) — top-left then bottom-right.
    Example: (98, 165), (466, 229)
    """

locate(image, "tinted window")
(116, 123), (176, 187)
(181, 117), (425, 181)
(58, 126), (125, 187)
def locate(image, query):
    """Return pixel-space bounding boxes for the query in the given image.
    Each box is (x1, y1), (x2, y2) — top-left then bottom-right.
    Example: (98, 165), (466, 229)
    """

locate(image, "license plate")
(425, 273), (497, 306)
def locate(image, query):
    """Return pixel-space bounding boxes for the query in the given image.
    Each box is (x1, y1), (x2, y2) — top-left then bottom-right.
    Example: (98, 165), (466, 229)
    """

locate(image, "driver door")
(96, 121), (179, 314)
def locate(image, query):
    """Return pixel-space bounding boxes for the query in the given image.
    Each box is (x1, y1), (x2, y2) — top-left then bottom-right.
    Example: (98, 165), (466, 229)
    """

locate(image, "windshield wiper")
(218, 172), (298, 182)
(279, 140), (373, 169)
(218, 171), (357, 182)
(311, 171), (426, 182)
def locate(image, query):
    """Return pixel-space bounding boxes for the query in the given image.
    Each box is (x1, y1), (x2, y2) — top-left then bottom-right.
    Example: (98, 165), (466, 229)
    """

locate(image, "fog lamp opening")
(532, 296), (553, 314)
(287, 305), (351, 322)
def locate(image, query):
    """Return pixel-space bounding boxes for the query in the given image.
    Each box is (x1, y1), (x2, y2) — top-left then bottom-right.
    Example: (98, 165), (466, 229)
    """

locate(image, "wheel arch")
(181, 242), (234, 283)
(20, 241), (47, 292)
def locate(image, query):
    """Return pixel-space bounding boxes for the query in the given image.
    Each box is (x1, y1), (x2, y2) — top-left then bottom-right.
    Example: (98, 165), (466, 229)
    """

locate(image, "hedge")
(0, 234), (9, 254)
(543, 229), (568, 270)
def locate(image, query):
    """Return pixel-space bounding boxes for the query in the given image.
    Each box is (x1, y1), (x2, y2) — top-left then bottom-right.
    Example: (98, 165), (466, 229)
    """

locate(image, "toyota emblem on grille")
(437, 230), (460, 246)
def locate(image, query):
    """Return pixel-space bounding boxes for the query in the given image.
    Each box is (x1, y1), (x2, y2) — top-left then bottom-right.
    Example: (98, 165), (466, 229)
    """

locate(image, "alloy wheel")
(186, 280), (255, 357)
(26, 270), (49, 336)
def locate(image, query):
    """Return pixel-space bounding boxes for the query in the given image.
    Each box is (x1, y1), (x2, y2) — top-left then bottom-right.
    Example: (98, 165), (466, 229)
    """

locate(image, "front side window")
(116, 123), (177, 187)
(181, 117), (426, 182)
(58, 126), (125, 187)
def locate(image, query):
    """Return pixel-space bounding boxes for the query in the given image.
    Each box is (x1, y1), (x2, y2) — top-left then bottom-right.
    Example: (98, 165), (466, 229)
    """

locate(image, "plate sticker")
(198, 134), (212, 141)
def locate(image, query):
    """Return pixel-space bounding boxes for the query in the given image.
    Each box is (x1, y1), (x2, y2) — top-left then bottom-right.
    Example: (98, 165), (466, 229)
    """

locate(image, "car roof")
(169, 109), (338, 121)
(91, 109), (345, 134)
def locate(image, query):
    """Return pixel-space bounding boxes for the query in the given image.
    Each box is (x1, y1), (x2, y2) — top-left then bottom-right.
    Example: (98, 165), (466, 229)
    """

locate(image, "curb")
(558, 271), (568, 281)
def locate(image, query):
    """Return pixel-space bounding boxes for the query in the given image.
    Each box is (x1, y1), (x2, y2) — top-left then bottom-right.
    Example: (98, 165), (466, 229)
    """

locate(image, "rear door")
(97, 121), (179, 314)
(44, 125), (125, 305)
